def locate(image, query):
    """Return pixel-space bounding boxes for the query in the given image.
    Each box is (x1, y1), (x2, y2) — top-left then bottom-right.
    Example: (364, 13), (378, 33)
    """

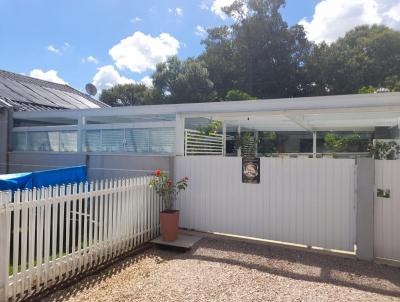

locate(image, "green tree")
(201, 0), (312, 99)
(225, 89), (257, 101)
(99, 83), (154, 106)
(383, 75), (400, 92)
(358, 86), (376, 94)
(199, 26), (238, 99)
(152, 56), (217, 103)
(305, 25), (400, 95)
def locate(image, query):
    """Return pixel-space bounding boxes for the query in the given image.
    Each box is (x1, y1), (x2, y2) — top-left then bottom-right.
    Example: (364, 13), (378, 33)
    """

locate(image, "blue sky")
(0, 0), (399, 95)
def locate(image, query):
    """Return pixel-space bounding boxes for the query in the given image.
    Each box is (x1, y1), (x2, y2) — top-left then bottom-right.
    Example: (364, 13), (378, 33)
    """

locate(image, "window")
(28, 131), (60, 152)
(84, 127), (175, 154)
(101, 129), (124, 152)
(13, 132), (27, 151)
(150, 128), (175, 153)
(85, 130), (101, 152)
(13, 131), (77, 152)
(125, 129), (150, 153)
(60, 131), (78, 152)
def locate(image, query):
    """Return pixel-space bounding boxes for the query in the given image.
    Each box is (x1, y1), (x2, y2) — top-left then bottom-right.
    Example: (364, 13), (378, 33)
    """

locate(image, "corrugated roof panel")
(21, 83), (70, 107)
(23, 83), (76, 109)
(0, 80), (24, 101)
(63, 91), (102, 108)
(0, 69), (109, 111)
(0, 77), (57, 107)
(45, 87), (90, 109)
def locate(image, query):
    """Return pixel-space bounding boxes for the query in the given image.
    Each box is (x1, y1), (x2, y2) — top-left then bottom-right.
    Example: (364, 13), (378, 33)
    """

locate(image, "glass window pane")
(60, 131), (77, 152)
(28, 132), (59, 152)
(150, 128), (175, 154)
(13, 132), (27, 151)
(125, 129), (150, 153)
(85, 130), (101, 152)
(101, 129), (124, 152)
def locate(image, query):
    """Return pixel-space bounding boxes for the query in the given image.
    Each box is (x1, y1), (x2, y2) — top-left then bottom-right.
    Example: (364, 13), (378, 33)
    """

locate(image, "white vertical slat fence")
(175, 156), (357, 252)
(374, 160), (400, 261)
(0, 176), (160, 302)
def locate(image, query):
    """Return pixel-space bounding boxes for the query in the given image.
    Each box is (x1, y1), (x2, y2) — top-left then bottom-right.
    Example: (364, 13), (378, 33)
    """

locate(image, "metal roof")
(0, 69), (109, 111)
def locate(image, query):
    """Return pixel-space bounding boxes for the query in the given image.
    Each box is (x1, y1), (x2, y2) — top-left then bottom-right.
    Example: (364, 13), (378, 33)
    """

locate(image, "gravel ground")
(42, 237), (400, 302)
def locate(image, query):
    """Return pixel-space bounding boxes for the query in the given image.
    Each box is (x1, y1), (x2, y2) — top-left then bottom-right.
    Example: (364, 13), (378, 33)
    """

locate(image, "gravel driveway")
(42, 236), (400, 302)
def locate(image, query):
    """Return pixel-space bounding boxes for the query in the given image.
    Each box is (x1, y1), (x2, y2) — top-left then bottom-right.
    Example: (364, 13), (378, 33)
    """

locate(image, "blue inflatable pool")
(0, 166), (87, 191)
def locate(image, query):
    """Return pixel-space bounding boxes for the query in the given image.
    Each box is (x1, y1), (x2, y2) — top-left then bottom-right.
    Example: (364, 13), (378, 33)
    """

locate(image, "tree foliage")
(99, 83), (154, 106)
(152, 56), (217, 104)
(305, 25), (400, 95)
(225, 89), (257, 101)
(100, 1), (400, 106)
(201, 0), (311, 99)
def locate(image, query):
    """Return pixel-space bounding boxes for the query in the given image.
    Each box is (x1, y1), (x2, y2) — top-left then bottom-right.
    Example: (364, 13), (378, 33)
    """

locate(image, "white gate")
(175, 157), (357, 252)
(374, 160), (400, 261)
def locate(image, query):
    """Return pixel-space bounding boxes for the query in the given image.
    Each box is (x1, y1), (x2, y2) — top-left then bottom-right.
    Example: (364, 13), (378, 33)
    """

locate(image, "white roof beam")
(286, 114), (315, 132)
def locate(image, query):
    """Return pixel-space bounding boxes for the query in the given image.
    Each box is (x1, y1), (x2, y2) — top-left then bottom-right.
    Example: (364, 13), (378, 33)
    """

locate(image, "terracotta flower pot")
(160, 210), (179, 241)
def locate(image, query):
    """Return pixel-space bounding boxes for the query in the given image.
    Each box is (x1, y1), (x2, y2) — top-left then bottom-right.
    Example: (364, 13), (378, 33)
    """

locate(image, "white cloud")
(92, 65), (135, 92)
(109, 32), (180, 73)
(130, 17), (143, 23)
(140, 76), (153, 87)
(83, 55), (99, 65)
(195, 25), (207, 37)
(168, 7), (183, 16)
(47, 45), (61, 54)
(176, 8), (183, 16)
(384, 2), (400, 23)
(64, 42), (70, 48)
(211, 0), (247, 20)
(300, 0), (400, 43)
(29, 69), (67, 84)
(211, 0), (236, 19)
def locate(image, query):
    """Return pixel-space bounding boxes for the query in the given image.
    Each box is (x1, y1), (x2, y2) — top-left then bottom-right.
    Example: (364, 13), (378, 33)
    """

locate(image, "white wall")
(8, 152), (173, 180)
(374, 160), (400, 261)
(175, 156), (357, 252)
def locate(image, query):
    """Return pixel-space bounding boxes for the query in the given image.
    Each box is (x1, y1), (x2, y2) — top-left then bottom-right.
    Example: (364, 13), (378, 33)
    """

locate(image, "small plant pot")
(160, 210), (180, 242)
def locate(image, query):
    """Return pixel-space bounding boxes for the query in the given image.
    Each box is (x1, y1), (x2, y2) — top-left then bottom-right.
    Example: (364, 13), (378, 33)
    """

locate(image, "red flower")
(155, 169), (161, 177)
(184, 176), (189, 181)
(166, 179), (173, 188)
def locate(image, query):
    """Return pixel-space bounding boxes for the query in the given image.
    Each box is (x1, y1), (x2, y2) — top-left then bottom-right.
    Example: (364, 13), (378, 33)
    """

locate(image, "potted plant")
(150, 169), (188, 241)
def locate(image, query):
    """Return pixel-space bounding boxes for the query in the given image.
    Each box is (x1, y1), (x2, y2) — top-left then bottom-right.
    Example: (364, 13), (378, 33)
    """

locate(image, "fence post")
(0, 192), (9, 301)
(356, 158), (375, 261)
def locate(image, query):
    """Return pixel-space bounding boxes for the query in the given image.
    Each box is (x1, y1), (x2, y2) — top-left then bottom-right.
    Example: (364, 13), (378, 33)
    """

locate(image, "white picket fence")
(184, 129), (224, 156)
(0, 176), (160, 302)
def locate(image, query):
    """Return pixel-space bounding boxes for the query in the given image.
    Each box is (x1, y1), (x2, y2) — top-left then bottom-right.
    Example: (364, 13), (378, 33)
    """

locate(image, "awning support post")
(313, 131), (317, 158)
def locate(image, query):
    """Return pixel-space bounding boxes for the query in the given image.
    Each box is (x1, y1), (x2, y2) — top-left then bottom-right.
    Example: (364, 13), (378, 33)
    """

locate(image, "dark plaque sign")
(242, 157), (260, 184)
